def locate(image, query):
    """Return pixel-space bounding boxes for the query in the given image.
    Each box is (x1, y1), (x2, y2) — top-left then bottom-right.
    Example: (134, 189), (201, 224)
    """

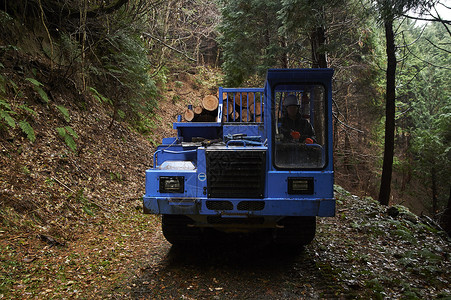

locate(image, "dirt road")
(119, 229), (340, 299)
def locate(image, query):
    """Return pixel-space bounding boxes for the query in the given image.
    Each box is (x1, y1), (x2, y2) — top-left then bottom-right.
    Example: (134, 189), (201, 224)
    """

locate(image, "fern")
(0, 98), (11, 109)
(56, 126), (77, 151)
(0, 74), (5, 94)
(25, 77), (42, 87)
(0, 99), (36, 142)
(55, 127), (66, 137)
(36, 88), (49, 103)
(117, 109), (125, 119)
(0, 109), (16, 128)
(25, 78), (49, 103)
(64, 126), (78, 138)
(64, 135), (76, 151)
(18, 120), (35, 142)
(89, 86), (112, 105)
(8, 79), (19, 95)
(56, 105), (70, 122)
(18, 104), (37, 115)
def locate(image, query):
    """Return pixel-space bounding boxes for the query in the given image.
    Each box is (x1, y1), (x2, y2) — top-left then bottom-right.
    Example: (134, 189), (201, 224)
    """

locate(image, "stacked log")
(182, 92), (263, 123)
(235, 92), (254, 108)
(222, 92), (263, 122)
(249, 101), (263, 122)
(184, 108), (195, 122)
(202, 95), (219, 112)
(183, 95), (219, 122)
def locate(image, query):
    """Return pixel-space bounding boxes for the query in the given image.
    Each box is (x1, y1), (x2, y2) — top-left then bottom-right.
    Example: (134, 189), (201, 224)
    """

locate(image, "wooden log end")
(202, 95), (219, 111)
(194, 105), (203, 115)
(184, 109), (195, 122)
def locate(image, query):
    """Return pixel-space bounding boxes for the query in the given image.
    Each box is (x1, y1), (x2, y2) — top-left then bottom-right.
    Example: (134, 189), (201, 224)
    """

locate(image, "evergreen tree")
(370, 0), (437, 206)
(217, 0), (284, 86)
(399, 21), (451, 223)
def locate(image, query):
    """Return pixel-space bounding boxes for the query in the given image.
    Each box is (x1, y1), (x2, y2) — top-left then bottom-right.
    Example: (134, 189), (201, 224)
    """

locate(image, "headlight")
(159, 176), (184, 193)
(288, 177), (314, 194)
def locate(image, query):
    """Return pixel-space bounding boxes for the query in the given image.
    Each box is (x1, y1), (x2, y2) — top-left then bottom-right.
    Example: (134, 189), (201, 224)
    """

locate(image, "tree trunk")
(310, 26), (327, 68)
(280, 35), (288, 68)
(378, 18), (396, 206)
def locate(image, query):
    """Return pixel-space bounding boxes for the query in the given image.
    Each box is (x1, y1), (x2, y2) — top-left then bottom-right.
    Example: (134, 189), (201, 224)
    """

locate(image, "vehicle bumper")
(142, 197), (335, 217)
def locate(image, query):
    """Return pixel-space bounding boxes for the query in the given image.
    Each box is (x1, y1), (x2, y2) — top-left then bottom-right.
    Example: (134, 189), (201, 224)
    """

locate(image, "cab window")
(273, 84), (327, 169)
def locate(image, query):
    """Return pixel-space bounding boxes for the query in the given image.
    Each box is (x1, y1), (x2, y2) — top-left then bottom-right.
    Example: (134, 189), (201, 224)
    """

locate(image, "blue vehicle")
(143, 68), (335, 245)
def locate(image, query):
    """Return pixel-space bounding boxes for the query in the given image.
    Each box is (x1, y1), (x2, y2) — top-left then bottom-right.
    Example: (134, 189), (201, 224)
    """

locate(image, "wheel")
(274, 216), (316, 246)
(161, 215), (202, 245)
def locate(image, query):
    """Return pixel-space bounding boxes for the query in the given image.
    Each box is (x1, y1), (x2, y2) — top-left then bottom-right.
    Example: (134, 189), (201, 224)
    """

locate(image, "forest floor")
(1, 58), (450, 298)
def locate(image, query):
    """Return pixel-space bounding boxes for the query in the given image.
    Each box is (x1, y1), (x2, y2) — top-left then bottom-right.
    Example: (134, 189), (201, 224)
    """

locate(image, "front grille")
(206, 200), (233, 210)
(206, 150), (266, 198)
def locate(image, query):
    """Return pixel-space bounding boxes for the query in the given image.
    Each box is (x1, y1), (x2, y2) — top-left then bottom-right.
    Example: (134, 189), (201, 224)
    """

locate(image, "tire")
(161, 215), (202, 245)
(274, 216), (316, 246)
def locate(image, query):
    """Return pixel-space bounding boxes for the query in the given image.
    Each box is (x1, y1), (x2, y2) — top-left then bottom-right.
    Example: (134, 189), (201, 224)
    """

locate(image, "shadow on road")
(166, 238), (305, 270)
(126, 234), (330, 299)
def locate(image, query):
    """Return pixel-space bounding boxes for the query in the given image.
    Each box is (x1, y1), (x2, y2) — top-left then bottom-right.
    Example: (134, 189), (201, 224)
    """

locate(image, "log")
(235, 92), (254, 108)
(202, 95), (219, 111)
(222, 92), (228, 101)
(241, 109), (249, 122)
(193, 105), (203, 115)
(249, 101), (262, 115)
(223, 101), (234, 116)
(231, 111), (240, 121)
(224, 111), (239, 122)
(234, 92), (246, 107)
(184, 108), (195, 121)
(246, 92), (255, 108)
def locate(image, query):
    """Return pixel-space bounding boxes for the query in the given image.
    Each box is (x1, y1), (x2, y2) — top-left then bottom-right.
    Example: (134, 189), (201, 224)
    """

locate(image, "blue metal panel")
(144, 169), (198, 197)
(266, 170), (334, 198)
(143, 197), (160, 214)
(196, 147), (207, 198)
(143, 197), (201, 215)
(143, 197), (335, 217)
(265, 68), (334, 86)
(173, 122), (222, 129)
(162, 137), (178, 144)
(153, 145), (197, 168)
(173, 122), (222, 142)
(222, 124), (265, 139)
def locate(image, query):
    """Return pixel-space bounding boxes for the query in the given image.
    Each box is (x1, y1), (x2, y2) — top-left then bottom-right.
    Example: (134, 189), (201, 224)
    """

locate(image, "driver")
(280, 94), (316, 143)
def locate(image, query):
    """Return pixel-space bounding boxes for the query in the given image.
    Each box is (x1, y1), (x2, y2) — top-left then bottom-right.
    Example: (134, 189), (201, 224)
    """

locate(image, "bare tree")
(143, 0), (220, 69)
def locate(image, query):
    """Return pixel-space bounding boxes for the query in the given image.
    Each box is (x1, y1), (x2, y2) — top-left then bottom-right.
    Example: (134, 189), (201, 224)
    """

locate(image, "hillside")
(0, 42), (221, 240)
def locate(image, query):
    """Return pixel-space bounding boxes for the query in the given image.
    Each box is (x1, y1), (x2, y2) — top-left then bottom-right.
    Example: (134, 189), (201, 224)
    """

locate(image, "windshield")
(273, 84), (327, 169)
